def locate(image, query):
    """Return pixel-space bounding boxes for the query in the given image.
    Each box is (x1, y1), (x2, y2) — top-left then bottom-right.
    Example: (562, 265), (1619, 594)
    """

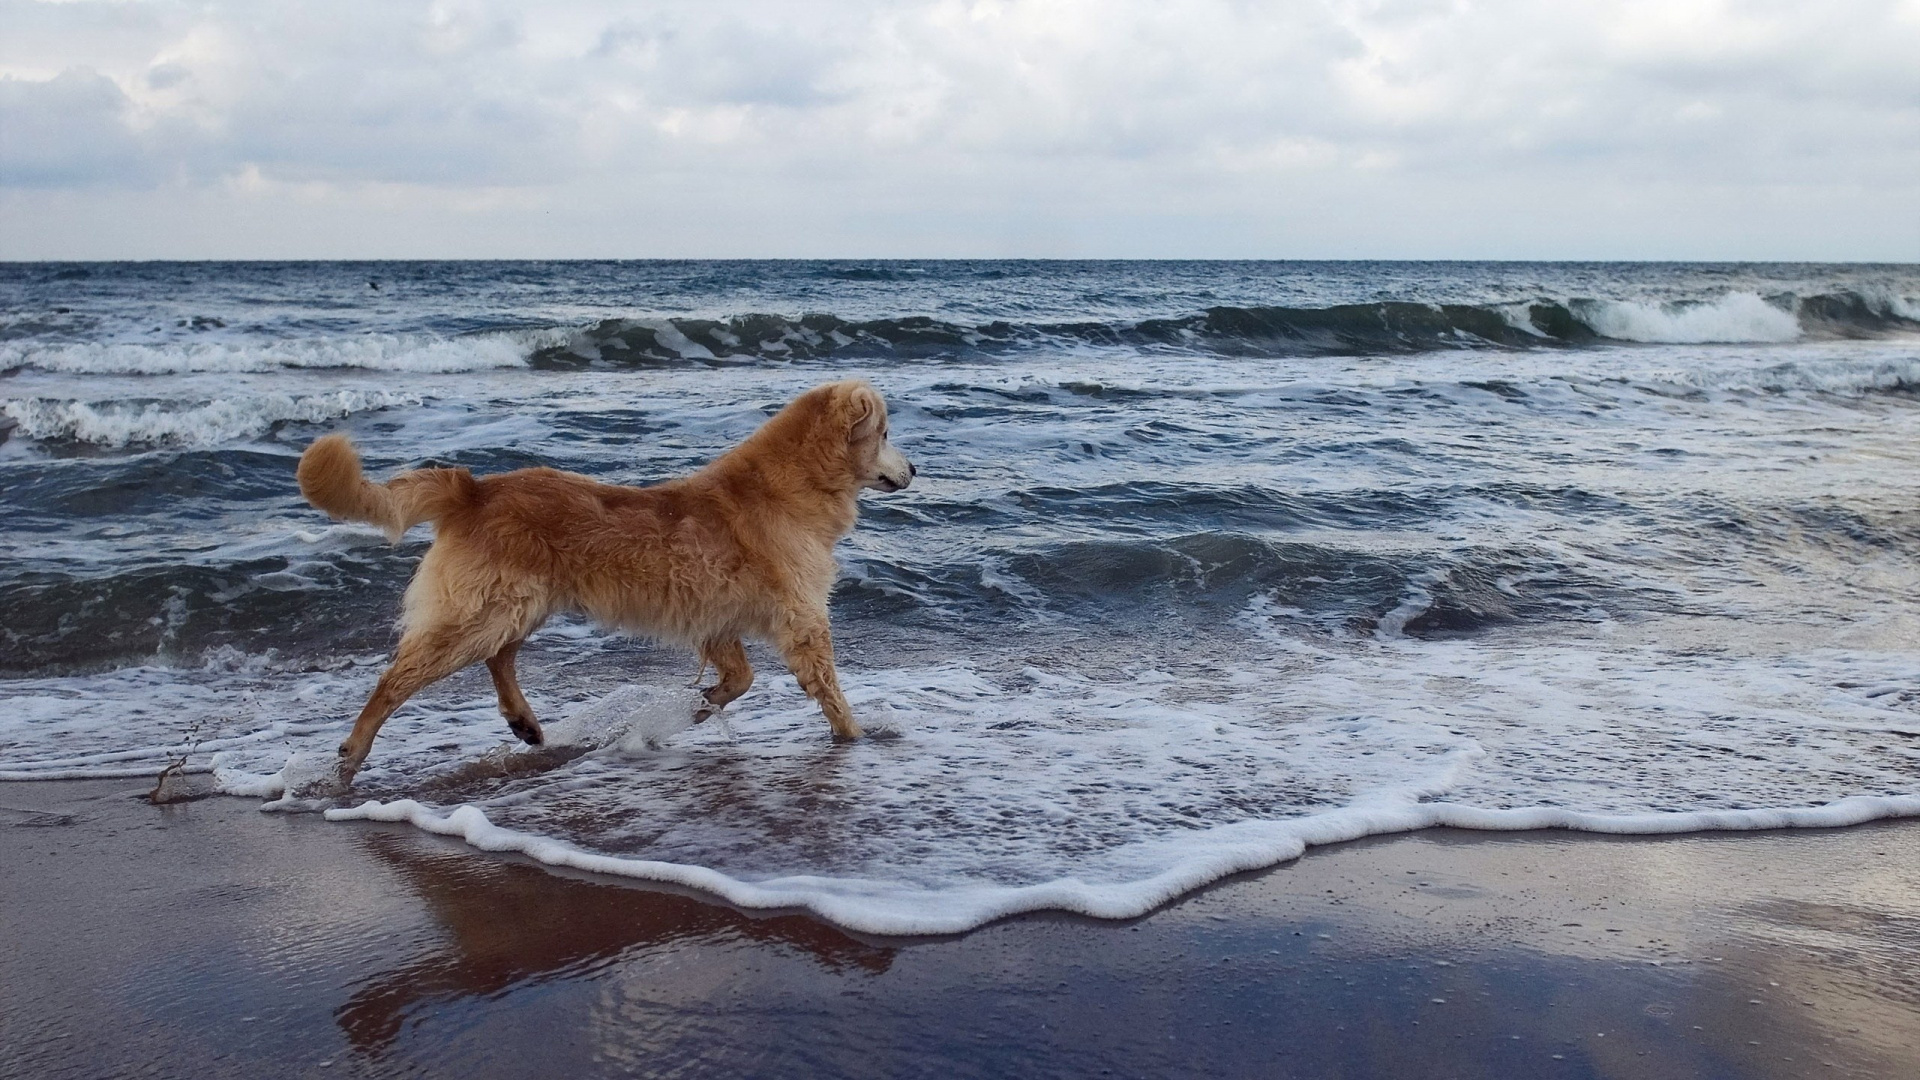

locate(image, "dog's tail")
(297, 434), (478, 542)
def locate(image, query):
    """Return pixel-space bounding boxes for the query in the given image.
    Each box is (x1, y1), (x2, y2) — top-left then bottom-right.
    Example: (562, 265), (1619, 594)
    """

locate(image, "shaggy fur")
(296, 379), (915, 780)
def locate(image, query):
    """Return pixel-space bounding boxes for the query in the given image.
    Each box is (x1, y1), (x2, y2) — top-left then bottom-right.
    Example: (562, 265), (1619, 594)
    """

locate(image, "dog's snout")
(871, 441), (914, 491)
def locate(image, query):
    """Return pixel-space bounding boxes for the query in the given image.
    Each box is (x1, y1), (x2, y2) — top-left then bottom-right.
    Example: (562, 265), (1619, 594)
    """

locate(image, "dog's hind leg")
(695, 637), (754, 722)
(773, 614), (862, 740)
(486, 640), (544, 746)
(338, 623), (501, 780)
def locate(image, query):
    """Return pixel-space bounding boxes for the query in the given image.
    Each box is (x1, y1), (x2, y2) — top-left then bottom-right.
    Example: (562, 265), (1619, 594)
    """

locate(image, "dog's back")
(429, 467), (773, 647)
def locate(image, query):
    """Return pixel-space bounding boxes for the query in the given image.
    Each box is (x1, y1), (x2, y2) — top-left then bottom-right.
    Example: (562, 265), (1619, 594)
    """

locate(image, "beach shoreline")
(4, 778), (1916, 1079)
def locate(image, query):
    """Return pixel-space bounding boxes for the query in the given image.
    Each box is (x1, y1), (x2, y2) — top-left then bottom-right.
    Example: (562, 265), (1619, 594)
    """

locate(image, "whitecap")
(0, 330), (547, 376)
(1575, 293), (1803, 344)
(1, 388), (424, 448)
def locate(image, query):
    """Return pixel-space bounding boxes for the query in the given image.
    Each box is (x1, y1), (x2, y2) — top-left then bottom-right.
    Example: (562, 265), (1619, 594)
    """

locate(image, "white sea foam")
(1577, 292), (1803, 344)
(324, 791), (1920, 936)
(641, 321), (718, 361)
(1845, 285), (1920, 325)
(1, 615), (1894, 935)
(539, 684), (706, 753)
(1374, 568), (1442, 639)
(237, 751), (345, 806)
(0, 667), (362, 781)
(1, 388), (424, 448)
(1496, 303), (1551, 338)
(0, 331), (543, 376)
(1644, 353), (1920, 397)
(975, 556), (1051, 610)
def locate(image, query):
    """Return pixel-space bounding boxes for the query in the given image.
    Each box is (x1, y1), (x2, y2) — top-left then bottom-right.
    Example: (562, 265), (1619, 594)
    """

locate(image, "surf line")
(324, 791), (1920, 937)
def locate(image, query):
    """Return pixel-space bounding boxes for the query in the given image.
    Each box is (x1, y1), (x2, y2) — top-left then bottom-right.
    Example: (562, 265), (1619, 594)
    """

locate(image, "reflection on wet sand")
(337, 832), (894, 1053)
(1723, 896), (1920, 1070)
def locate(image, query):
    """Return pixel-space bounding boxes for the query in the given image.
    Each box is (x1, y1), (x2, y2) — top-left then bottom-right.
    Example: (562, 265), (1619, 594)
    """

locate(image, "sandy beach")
(3, 778), (1915, 1079)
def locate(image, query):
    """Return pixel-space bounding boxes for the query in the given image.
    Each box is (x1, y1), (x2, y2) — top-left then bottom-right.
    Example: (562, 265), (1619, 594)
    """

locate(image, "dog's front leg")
(774, 613), (862, 740)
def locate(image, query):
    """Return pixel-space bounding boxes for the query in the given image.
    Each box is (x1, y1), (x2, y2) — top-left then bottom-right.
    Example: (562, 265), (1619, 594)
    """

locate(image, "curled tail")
(297, 434), (478, 542)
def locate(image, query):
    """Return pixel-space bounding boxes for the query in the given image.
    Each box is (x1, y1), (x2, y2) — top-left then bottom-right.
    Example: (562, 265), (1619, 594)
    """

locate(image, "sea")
(3, 260), (1918, 934)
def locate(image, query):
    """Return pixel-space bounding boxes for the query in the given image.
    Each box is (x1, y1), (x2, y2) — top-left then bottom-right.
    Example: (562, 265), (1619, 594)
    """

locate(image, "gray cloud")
(0, 0), (1915, 257)
(0, 68), (149, 186)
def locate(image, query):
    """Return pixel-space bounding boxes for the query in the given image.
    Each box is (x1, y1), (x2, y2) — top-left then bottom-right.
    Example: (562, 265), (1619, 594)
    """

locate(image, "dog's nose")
(909, 462), (918, 479)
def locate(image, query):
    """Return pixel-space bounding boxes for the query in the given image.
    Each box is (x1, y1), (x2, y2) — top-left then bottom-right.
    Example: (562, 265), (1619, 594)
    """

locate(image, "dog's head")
(831, 381), (915, 492)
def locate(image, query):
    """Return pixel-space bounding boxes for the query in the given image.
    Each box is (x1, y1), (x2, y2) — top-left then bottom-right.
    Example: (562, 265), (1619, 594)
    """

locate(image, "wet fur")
(296, 380), (914, 780)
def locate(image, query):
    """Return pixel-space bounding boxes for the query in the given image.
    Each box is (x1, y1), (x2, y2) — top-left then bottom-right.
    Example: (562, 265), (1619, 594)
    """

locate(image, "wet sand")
(2, 779), (1917, 1080)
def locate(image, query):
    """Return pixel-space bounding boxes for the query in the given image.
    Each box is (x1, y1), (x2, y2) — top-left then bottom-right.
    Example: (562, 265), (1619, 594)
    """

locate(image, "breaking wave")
(3, 291), (1912, 377)
(0, 331), (544, 375)
(528, 290), (1920, 367)
(1, 388), (423, 448)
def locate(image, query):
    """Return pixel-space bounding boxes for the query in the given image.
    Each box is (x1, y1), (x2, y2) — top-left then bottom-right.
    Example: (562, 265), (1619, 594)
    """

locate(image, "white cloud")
(0, 0), (1915, 257)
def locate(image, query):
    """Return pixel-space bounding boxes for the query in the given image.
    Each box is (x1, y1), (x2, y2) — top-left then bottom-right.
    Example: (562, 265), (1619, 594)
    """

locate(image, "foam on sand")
(325, 790), (1920, 937)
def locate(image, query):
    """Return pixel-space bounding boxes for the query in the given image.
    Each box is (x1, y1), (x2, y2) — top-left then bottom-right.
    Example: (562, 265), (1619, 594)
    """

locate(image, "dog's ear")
(841, 382), (886, 440)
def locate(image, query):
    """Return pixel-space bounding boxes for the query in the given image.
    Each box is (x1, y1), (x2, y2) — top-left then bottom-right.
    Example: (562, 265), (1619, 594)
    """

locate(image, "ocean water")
(4, 260), (1919, 934)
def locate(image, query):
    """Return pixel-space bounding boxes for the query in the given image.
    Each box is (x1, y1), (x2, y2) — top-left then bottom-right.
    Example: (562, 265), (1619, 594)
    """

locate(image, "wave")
(0, 551), (417, 675)
(1641, 354), (1920, 396)
(897, 480), (1638, 534)
(15, 480), (1903, 674)
(1, 388), (422, 448)
(525, 290), (1920, 367)
(0, 527), (1608, 675)
(0, 330), (544, 375)
(4, 290), (1912, 376)
(832, 529), (1641, 637)
(0, 449), (300, 517)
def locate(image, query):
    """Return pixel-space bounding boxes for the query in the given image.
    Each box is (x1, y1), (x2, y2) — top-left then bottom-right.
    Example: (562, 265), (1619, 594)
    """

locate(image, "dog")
(296, 379), (915, 781)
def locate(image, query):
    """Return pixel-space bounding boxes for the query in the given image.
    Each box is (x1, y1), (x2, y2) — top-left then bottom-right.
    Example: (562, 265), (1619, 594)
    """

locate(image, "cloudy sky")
(1, 0), (1916, 260)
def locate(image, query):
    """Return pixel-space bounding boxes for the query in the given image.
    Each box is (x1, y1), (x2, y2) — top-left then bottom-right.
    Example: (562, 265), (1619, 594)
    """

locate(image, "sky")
(1, 0), (1917, 261)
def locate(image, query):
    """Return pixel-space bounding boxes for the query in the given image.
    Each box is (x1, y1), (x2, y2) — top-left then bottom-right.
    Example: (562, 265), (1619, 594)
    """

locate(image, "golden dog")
(296, 379), (915, 781)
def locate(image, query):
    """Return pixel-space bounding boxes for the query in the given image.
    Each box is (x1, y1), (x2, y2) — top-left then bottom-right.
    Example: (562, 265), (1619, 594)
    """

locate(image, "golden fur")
(296, 379), (915, 780)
